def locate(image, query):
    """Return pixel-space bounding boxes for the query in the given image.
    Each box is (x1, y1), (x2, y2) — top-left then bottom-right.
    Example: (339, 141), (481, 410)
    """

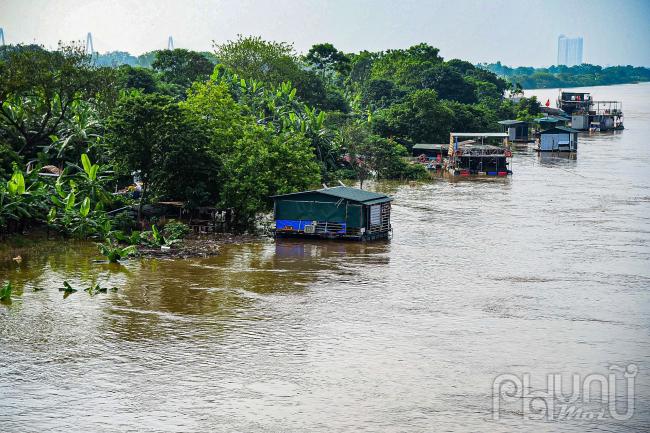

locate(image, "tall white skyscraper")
(557, 35), (583, 66)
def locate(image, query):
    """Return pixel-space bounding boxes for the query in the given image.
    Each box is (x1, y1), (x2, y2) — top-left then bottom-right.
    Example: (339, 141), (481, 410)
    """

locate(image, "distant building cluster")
(557, 35), (583, 67)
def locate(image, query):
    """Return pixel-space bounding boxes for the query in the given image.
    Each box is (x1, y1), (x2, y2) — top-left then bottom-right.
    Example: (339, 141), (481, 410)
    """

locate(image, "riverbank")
(0, 230), (264, 263)
(136, 233), (263, 259)
(522, 79), (650, 90)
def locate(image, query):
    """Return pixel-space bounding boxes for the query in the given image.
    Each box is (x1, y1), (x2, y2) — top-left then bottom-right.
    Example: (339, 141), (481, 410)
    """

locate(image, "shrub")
(111, 211), (137, 233)
(162, 221), (190, 241)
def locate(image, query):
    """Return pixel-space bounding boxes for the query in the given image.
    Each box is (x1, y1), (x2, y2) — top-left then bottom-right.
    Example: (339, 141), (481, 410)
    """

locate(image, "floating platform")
(271, 186), (392, 241)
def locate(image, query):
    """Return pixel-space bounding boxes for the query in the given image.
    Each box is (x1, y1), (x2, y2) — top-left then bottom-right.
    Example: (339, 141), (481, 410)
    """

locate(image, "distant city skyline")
(557, 35), (584, 67)
(1, 0), (649, 67)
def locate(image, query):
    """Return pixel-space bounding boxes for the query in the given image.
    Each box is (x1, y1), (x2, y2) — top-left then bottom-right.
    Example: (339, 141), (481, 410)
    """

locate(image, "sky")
(1, 0), (649, 67)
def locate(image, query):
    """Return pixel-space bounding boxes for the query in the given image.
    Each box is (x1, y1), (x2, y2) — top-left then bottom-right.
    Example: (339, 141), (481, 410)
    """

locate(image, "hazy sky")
(1, 0), (649, 67)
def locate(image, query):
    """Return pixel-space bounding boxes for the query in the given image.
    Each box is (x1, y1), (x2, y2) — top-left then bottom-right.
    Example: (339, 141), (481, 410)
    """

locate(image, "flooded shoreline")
(2, 83), (650, 432)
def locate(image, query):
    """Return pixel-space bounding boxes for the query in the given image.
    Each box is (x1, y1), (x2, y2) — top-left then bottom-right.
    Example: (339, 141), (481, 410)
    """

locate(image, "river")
(1, 83), (649, 432)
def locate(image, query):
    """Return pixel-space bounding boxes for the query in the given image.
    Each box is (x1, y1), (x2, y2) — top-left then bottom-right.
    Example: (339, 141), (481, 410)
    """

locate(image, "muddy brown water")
(1, 83), (650, 432)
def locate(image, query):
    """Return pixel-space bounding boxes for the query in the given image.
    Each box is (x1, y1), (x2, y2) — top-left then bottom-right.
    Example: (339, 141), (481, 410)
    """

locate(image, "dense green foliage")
(1, 38), (536, 235)
(482, 62), (650, 89)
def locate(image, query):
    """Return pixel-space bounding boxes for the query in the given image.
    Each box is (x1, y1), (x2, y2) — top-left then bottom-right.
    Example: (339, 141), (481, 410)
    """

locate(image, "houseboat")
(536, 126), (579, 152)
(272, 186), (392, 241)
(447, 132), (512, 177)
(557, 91), (624, 131)
(557, 91), (592, 115)
(590, 100), (624, 131)
(498, 120), (530, 142)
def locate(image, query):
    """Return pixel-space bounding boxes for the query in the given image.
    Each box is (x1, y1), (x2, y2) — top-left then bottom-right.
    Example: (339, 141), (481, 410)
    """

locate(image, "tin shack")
(538, 126), (579, 152)
(272, 186), (392, 240)
(498, 120), (529, 142)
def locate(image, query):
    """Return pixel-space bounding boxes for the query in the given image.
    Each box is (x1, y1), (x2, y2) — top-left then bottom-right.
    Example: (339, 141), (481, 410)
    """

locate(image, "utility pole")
(167, 35), (174, 50)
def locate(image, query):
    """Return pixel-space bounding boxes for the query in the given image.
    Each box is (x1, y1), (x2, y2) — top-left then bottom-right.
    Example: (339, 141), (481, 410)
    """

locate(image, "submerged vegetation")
(1, 36), (540, 239)
(97, 241), (137, 263)
(0, 281), (12, 303)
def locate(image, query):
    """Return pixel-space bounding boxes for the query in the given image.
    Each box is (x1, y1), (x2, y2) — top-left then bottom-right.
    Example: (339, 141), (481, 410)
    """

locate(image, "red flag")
(545, 99), (551, 107)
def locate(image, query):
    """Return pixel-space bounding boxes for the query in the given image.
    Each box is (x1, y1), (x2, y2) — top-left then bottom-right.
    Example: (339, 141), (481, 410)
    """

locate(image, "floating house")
(558, 91), (592, 115)
(272, 186), (392, 240)
(498, 120), (529, 142)
(447, 132), (512, 176)
(557, 91), (624, 131)
(590, 100), (624, 131)
(538, 126), (579, 152)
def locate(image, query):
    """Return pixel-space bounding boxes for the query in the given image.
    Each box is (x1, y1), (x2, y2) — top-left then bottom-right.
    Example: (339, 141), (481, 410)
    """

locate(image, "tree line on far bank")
(483, 62), (650, 89)
(0, 37), (541, 236)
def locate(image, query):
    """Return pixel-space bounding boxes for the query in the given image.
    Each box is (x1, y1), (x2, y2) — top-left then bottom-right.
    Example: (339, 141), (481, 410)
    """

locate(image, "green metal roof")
(540, 126), (580, 134)
(271, 186), (392, 204)
(498, 119), (526, 125)
(317, 186), (391, 203)
(363, 197), (392, 205)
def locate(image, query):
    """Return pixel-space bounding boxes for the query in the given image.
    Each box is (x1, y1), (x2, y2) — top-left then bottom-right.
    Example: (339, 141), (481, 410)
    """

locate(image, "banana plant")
(59, 281), (77, 299)
(212, 67), (336, 170)
(97, 241), (137, 263)
(84, 283), (118, 295)
(43, 100), (102, 161)
(48, 187), (110, 239)
(0, 167), (49, 231)
(139, 224), (180, 247)
(64, 153), (113, 206)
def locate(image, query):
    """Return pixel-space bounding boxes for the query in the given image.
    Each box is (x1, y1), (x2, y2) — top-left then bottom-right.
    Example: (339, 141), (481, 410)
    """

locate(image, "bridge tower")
(167, 35), (174, 50)
(0, 28), (5, 46)
(85, 32), (94, 55)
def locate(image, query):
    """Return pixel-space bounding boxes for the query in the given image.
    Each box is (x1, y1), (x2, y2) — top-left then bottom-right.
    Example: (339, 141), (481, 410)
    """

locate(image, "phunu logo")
(492, 364), (637, 421)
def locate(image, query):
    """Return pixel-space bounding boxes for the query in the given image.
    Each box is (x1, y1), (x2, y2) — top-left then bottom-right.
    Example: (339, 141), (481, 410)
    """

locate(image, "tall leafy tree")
(106, 93), (216, 217)
(152, 49), (215, 88)
(221, 124), (321, 228)
(214, 35), (332, 109)
(115, 65), (159, 93)
(0, 44), (116, 157)
(373, 89), (454, 145)
(181, 80), (245, 152)
(305, 43), (351, 77)
(214, 36), (300, 85)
